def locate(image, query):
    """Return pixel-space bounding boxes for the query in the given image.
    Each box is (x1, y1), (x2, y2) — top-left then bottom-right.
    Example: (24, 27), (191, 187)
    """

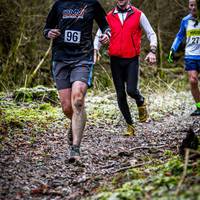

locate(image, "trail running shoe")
(138, 101), (148, 122)
(190, 108), (200, 116)
(124, 124), (135, 136)
(67, 123), (73, 146)
(69, 145), (80, 163)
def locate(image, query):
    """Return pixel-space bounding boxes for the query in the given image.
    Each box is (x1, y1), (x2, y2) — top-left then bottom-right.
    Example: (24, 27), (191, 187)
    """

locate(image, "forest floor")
(0, 87), (200, 200)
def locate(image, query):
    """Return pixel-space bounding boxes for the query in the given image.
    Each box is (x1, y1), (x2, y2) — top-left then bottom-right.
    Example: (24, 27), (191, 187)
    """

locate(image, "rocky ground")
(0, 90), (200, 200)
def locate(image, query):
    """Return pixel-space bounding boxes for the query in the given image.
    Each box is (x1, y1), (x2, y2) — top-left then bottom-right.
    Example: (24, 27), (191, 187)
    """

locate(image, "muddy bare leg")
(58, 88), (73, 119)
(71, 81), (87, 146)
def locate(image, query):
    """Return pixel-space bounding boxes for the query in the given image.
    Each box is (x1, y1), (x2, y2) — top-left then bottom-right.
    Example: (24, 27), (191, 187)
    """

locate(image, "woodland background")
(0, 0), (189, 91)
(1, 1), (200, 199)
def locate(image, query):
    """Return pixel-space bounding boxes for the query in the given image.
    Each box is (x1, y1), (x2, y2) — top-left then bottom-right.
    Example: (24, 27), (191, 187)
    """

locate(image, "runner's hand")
(48, 29), (61, 39)
(145, 52), (156, 65)
(94, 49), (101, 64)
(167, 50), (174, 64)
(99, 34), (109, 45)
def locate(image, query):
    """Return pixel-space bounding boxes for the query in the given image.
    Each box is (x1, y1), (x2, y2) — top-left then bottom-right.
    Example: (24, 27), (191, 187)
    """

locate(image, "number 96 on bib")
(64, 30), (81, 44)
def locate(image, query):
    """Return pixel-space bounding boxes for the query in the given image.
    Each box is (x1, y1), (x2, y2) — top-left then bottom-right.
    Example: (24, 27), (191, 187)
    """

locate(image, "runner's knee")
(74, 98), (84, 111)
(72, 93), (84, 111)
(63, 106), (72, 116)
(61, 101), (72, 116)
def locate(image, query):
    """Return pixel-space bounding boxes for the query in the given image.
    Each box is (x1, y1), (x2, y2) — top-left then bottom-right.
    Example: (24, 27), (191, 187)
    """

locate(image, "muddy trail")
(0, 89), (200, 200)
(1, 105), (199, 200)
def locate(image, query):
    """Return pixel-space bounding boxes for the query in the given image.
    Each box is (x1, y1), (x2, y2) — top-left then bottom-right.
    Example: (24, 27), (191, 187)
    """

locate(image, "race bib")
(186, 21), (200, 45)
(64, 30), (81, 44)
(190, 36), (200, 44)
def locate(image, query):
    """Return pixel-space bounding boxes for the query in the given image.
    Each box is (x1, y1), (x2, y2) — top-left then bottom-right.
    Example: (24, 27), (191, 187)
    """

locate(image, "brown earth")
(0, 107), (199, 200)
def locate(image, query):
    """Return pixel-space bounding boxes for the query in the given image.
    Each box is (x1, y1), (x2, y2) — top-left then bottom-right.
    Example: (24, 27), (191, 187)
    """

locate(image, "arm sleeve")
(43, 2), (59, 40)
(140, 13), (157, 47)
(93, 29), (102, 50)
(171, 19), (186, 52)
(94, 1), (110, 35)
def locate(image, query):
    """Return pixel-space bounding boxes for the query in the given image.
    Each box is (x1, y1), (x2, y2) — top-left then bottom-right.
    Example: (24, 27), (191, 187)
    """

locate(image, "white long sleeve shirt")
(94, 9), (157, 51)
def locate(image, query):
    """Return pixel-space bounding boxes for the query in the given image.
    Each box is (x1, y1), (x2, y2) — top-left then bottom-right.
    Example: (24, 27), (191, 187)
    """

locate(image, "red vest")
(107, 6), (142, 58)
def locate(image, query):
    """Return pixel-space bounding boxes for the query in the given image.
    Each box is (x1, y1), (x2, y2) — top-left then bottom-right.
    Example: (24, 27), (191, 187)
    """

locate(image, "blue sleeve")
(171, 19), (186, 52)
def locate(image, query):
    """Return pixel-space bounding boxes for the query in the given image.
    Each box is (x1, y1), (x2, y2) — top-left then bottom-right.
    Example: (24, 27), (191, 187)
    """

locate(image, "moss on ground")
(92, 154), (200, 200)
(13, 85), (58, 103)
(0, 89), (62, 145)
(0, 86), (199, 200)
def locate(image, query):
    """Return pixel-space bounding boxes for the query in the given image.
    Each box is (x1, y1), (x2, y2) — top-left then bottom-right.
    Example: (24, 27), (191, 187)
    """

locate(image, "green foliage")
(4, 105), (56, 129)
(163, 150), (174, 157)
(0, 87), (199, 199)
(161, 157), (183, 176)
(0, 89), (62, 151)
(0, 0), (189, 91)
(93, 192), (113, 200)
(14, 85), (58, 103)
(0, 0), (53, 90)
(0, 91), (61, 135)
(112, 169), (144, 190)
(92, 156), (200, 200)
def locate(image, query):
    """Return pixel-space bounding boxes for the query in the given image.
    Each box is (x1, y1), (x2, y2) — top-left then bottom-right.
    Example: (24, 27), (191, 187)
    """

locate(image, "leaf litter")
(0, 90), (199, 200)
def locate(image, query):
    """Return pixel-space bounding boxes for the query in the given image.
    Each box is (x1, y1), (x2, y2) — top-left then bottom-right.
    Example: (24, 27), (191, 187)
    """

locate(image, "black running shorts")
(52, 61), (93, 90)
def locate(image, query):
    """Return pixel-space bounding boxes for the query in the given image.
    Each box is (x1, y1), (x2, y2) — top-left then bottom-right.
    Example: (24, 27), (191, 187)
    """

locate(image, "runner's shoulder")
(182, 14), (193, 22)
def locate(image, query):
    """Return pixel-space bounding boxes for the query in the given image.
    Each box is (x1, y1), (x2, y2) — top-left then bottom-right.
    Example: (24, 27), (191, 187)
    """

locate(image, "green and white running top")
(171, 14), (200, 60)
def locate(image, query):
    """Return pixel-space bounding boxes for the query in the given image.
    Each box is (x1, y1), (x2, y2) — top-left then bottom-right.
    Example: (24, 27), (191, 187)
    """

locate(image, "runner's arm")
(140, 13), (157, 53)
(93, 29), (103, 63)
(170, 19), (186, 52)
(94, 1), (110, 37)
(94, 29), (103, 51)
(43, 2), (59, 40)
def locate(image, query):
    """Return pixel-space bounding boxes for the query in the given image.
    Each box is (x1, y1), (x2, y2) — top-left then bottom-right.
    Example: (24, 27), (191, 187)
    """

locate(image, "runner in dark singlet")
(44, 0), (110, 162)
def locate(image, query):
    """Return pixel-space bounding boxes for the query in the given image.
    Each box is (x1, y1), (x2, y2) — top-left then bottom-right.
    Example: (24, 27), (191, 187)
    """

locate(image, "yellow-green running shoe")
(124, 124), (135, 136)
(138, 101), (148, 122)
